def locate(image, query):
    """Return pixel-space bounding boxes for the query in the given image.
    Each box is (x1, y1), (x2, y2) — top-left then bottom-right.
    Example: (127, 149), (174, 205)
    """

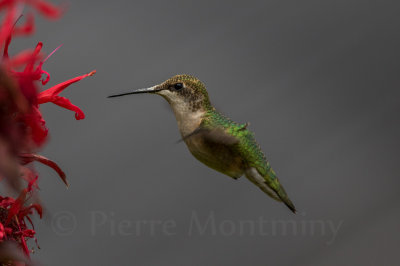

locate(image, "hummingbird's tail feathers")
(265, 168), (296, 213)
(276, 189), (296, 213)
(245, 168), (281, 201)
(245, 173), (281, 201)
(244, 168), (296, 213)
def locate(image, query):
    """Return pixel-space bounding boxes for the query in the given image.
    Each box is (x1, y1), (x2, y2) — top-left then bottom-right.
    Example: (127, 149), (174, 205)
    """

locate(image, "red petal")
(0, 4), (16, 46)
(51, 95), (85, 120)
(25, 0), (64, 19)
(0, 0), (16, 9)
(0, 223), (5, 240)
(27, 175), (38, 192)
(21, 229), (35, 238)
(13, 13), (35, 36)
(0, 197), (15, 208)
(5, 49), (39, 68)
(6, 189), (27, 225)
(28, 204), (42, 219)
(18, 153), (68, 187)
(38, 70), (96, 101)
(19, 167), (39, 190)
(23, 106), (48, 146)
(3, 26), (11, 59)
(3, 13), (30, 60)
(22, 229), (36, 238)
(23, 41), (42, 73)
(19, 203), (42, 220)
(41, 69), (50, 85)
(26, 215), (34, 228)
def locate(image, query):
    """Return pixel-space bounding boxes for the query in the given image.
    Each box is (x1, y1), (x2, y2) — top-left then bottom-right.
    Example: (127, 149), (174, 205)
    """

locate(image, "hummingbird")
(108, 75), (296, 213)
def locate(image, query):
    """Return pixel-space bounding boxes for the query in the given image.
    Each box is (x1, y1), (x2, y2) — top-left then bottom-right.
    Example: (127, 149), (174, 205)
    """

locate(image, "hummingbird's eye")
(173, 83), (184, 91)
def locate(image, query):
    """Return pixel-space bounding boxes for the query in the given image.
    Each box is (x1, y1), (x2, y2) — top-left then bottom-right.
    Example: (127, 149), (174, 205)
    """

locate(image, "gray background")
(11, 0), (400, 265)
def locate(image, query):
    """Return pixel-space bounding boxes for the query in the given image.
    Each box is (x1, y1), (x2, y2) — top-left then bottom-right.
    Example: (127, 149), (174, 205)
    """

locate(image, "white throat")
(158, 90), (205, 136)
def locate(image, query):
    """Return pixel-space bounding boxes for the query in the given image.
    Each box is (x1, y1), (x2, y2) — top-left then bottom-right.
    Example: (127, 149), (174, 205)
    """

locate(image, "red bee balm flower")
(0, 179), (42, 257)
(0, 0), (95, 262)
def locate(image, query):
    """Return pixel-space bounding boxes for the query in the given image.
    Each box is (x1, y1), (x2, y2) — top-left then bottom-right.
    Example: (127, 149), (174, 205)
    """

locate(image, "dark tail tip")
(276, 186), (296, 214)
(277, 191), (296, 214)
(284, 200), (296, 214)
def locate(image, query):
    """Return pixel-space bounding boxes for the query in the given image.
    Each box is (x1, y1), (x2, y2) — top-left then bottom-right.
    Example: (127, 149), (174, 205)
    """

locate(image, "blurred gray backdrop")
(11, 0), (400, 265)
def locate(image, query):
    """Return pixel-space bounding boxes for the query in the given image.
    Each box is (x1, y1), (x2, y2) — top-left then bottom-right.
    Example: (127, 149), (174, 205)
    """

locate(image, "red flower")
(0, 0), (95, 260)
(0, 179), (42, 257)
(4, 39), (96, 145)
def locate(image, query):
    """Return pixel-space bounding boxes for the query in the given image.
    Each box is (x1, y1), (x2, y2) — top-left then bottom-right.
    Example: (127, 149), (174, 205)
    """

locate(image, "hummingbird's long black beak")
(108, 86), (160, 98)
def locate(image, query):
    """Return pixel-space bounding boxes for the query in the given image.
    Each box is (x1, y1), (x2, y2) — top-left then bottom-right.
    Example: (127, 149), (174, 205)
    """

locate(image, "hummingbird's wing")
(180, 127), (239, 145)
(181, 123), (244, 179)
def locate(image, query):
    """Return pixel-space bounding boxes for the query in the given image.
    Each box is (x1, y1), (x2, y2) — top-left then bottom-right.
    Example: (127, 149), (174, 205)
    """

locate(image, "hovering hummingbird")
(108, 75), (296, 213)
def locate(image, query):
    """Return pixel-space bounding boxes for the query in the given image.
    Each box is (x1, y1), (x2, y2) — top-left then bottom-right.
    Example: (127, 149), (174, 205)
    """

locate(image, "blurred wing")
(181, 126), (239, 146)
(181, 125), (244, 179)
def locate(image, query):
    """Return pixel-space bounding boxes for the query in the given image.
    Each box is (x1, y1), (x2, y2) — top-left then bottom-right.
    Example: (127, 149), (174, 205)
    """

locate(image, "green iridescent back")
(202, 109), (274, 177)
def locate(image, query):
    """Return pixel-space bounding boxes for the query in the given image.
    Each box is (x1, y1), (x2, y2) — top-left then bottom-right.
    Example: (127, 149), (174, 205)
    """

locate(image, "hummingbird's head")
(108, 74), (212, 111)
